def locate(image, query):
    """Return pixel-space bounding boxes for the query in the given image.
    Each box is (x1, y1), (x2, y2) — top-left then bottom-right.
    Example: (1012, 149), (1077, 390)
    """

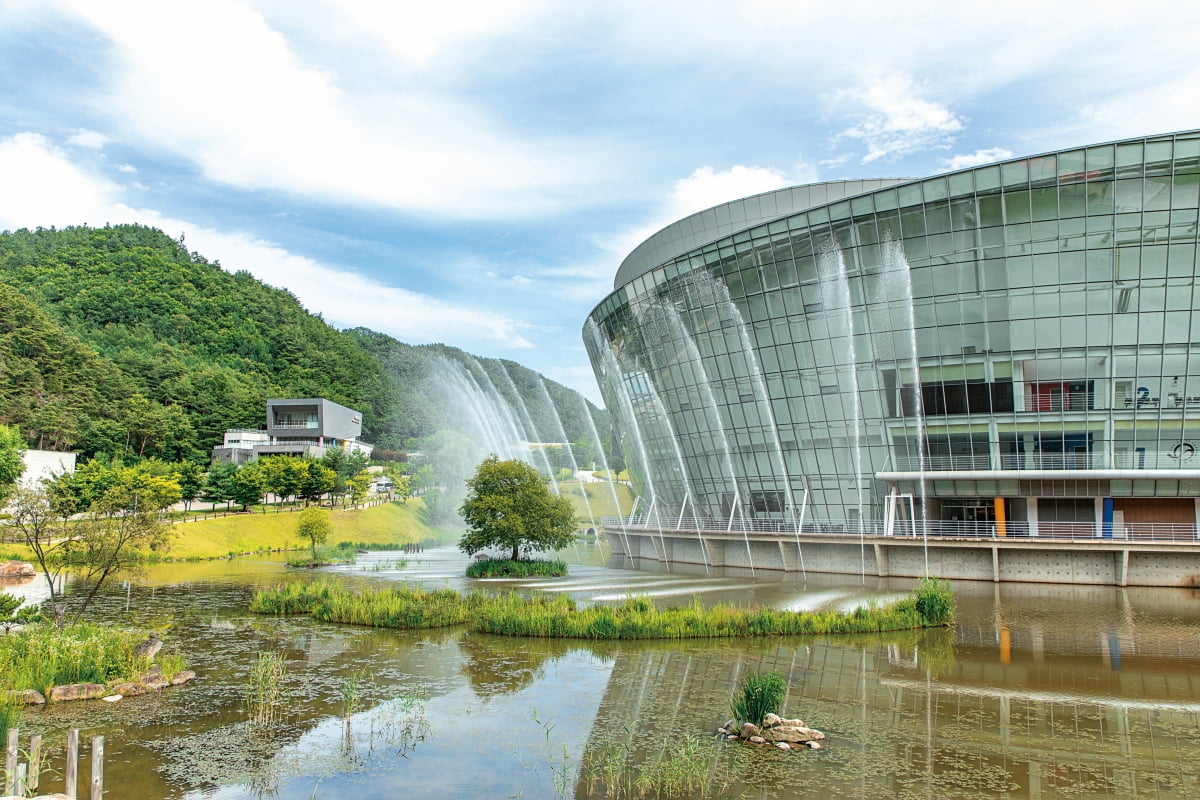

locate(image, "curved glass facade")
(585, 131), (1200, 536)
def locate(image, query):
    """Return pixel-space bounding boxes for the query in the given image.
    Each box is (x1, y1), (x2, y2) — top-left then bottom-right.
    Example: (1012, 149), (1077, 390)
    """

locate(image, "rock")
(170, 670), (196, 686)
(8, 689), (46, 705)
(141, 673), (170, 691)
(135, 635), (163, 660)
(739, 722), (760, 739)
(776, 742), (791, 750)
(102, 695), (123, 703)
(748, 736), (766, 744)
(724, 719), (736, 731)
(784, 717), (805, 727)
(764, 727), (813, 743)
(0, 560), (35, 577)
(805, 741), (821, 749)
(763, 713), (783, 728)
(49, 683), (107, 702)
(113, 681), (148, 697)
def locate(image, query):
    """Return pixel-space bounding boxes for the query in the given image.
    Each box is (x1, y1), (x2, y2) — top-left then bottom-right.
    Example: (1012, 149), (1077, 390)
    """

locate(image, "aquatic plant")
(0, 682), (18, 740)
(340, 668), (369, 721)
(633, 734), (715, 798)
(914, 576), (956, 626)
(250, 581), (952, 640)
(0, 623), (152, 694)
(158, 648), (189, 682)
(465, 558), (567, 578)
(729, 671), (786, 728)
(582, 729), (717, 799)
(246, 652), (288, 727)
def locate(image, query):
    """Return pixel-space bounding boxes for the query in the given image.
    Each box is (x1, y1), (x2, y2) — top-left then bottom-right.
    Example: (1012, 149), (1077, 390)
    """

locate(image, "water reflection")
(5, 548), (1200, 798)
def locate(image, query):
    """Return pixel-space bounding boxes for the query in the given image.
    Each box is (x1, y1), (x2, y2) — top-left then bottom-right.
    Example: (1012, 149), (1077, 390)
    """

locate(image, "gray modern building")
(211, 398), (372, 464)
(585, 131), (1200, 542)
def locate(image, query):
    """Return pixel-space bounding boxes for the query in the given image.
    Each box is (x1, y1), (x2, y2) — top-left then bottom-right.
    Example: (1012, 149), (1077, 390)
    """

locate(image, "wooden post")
(14, 763), (26, 796)
(28, 733), (42, 791)
(90, 735), (104, 800)
(5, 727), (17, 795)
(65, 728), (79, 799)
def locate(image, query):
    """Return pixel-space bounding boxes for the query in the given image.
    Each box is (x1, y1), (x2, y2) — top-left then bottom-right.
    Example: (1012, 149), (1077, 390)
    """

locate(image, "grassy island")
(464, 558), (567, 578)
(250, 578), (954, 640)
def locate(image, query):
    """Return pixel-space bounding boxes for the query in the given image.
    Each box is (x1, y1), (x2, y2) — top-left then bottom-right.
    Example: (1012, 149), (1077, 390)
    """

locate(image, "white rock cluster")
(717, 712), (825, 750)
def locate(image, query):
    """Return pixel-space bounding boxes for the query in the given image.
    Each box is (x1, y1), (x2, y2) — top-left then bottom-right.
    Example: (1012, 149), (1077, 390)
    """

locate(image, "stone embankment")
(7, 637), (195, 706)
(717, 713), (826, 750)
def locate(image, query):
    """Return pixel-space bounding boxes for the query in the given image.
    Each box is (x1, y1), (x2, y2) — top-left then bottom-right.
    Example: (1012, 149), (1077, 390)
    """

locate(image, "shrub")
(914, 577), (955, 626)
(465, 558), (567, 578)
(730, 671), (786, 728)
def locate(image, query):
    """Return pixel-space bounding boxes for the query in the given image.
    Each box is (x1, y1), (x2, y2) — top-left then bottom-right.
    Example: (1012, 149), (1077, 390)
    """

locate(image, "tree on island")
(296, 506), (331, 560)
(458, 456), (576, 562)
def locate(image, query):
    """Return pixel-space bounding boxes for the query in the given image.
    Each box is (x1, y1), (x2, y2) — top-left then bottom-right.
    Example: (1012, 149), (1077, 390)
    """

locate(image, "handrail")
(598, 515), (1200, 543)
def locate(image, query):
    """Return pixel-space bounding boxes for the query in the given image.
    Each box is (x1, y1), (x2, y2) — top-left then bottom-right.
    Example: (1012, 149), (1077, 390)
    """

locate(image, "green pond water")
(3, 542), (1200, 799)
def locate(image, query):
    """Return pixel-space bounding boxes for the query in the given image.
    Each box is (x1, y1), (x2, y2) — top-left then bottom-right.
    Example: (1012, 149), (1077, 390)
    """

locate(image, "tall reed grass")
(246, 651), (288, 727)
(251, 579), (954, 640)
(729, 671), (786, 727)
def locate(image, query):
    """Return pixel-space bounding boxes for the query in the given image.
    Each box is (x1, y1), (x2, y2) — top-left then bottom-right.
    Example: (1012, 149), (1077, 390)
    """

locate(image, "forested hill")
(0, 225), (605, 461)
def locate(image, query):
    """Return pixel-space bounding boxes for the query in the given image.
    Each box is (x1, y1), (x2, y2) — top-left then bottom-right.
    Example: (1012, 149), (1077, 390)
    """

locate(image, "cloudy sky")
(1, 0), (1197, 404)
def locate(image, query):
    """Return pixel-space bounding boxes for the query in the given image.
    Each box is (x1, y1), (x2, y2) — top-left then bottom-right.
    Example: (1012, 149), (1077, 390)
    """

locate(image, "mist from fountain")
(533, 376), (596, 530)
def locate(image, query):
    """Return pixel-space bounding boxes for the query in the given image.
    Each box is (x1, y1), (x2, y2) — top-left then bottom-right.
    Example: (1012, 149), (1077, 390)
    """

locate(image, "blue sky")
(1, 0), (1197, 405)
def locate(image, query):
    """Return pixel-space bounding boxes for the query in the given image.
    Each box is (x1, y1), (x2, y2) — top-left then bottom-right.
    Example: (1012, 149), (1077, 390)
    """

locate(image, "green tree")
(258, 455), (305, 506)
(296, 506), (331, 560)
(0, 424), (25, 502)
(200, 461), (238, 508)
(458, 456), (576, 561)
(0, 592), (41, 635)
(419, 488), (454, 526)
(7, 468), (177, 626)
(412, 463), (437, 495)
(229, 462), (265, 511)
(173, 460), (205, 511)
(298, 460), (337, 505)
(347, 469), (372, 508)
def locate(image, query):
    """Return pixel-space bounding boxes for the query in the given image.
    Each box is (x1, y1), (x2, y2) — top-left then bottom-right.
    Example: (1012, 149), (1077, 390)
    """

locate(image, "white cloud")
(943, 147), (1014, 171)
(607, 164), (795, 260)
(1079, 71), (1200, 142)
(115, 163), (138, 173)
(837, 74), (963, 163)
(0, 131), (534, 349)
(43, 0), (608, 220)
(66, 129), (109, 148)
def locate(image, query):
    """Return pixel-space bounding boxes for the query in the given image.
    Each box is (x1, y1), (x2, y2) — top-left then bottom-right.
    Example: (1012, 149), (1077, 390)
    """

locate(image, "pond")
(4, 542), (1200, 799)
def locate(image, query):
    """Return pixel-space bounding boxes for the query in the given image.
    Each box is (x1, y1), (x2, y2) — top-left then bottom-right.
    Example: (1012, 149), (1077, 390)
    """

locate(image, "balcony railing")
(890, 450), (1200, 472)
(600, 516), (1200, 543)
(271, 421), (318, 429)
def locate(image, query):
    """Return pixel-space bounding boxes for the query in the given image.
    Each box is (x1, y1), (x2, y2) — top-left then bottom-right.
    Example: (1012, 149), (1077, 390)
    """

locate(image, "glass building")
(584, 131), (1200, 539)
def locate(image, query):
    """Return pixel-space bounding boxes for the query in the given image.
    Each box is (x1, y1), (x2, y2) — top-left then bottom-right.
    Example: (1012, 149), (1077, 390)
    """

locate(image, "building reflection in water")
(576, 582), (1200, 799)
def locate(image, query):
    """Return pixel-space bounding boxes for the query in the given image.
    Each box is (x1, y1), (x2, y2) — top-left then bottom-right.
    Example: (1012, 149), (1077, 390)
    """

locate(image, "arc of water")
(657, 298), (742, 516)
(818, 244), (867, 581)
(436, 358), (513, 461)
(882, 236), (928, 563)
(575, 393), (635, 561)
(585, 321), (664, 559)
(460, 356), (532, 463)
(702, 273), (800, 533)
(533, 376), (595, 530)
(495, 362), (559, 493)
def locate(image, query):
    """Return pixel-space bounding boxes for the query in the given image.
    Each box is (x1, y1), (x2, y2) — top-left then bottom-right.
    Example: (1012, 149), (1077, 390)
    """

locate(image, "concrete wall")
(606, 528), (1200, 588)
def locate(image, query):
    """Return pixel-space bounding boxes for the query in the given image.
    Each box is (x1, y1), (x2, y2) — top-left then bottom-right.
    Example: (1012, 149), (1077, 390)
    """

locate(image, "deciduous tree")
(458, 456), (576, 561)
